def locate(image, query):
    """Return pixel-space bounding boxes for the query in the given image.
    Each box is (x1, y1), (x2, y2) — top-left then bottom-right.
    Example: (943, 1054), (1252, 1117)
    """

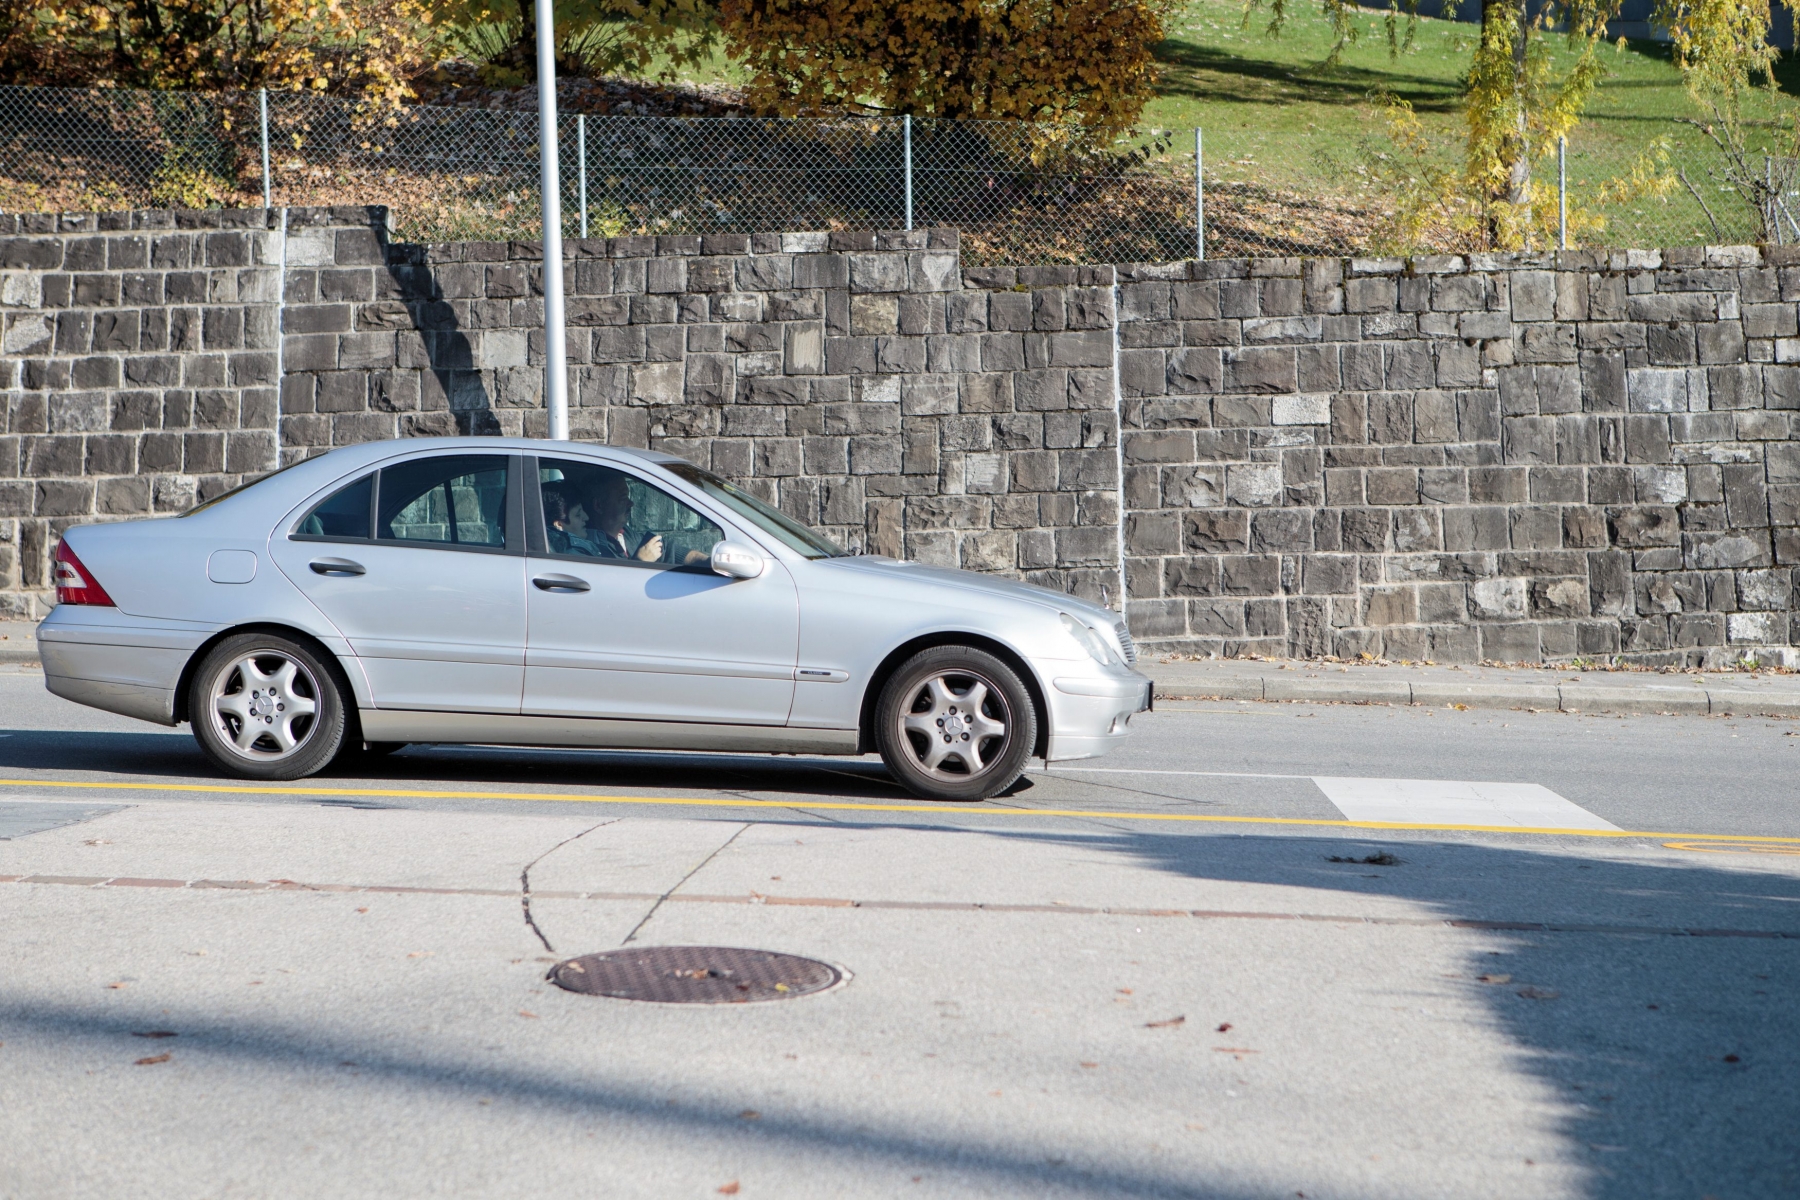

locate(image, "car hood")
(819, 556), (1122, 627)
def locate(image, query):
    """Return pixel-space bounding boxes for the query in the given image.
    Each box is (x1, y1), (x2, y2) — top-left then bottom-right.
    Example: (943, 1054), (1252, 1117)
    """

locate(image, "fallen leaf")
(1476, 974), (1512, 985)
(518, 1010), (539, 1019)
(132, 1031), (177, 1039)
(738, 1109), (760, 1120)
(1145, 1016), (1186, 1029)
(133, 1053), (171, 1066)
(717, 1183), (740, 1195)
(1215, 1022), (1232, 1033)
(1516, 987), (1560, 1000)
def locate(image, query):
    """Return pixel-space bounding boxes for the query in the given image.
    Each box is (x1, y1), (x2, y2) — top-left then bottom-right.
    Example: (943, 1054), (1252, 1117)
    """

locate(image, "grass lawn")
(627, 0), (1800, 249)
(1143, 0), (1800, 245)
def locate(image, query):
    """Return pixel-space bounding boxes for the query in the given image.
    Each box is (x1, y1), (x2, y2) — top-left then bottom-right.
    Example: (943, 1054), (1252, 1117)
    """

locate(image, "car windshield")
(180, 459), (308, 518)
(661, 463), (848, 559)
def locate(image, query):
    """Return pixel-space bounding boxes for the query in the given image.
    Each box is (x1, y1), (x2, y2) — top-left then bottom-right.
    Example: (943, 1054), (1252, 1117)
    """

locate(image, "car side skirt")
(359, 710), (860, 756)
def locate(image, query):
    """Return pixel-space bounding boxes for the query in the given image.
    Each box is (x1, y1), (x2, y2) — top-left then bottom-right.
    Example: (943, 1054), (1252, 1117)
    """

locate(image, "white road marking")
(1311, 777), (1621, 832)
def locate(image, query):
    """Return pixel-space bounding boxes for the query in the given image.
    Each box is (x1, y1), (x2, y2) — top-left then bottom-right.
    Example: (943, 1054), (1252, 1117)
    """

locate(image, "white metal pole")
(903, 114), (913, 232)
(1558, 135), (1567, 251)
(536, 0), (569, 440)
(577, 113), (588, 240)
(259, 88), (271, 209)
(1195, 128), (1205, 262)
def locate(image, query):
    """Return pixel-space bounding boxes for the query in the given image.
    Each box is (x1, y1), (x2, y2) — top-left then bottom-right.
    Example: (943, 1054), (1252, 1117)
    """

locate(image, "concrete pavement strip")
(1150, 657), (1800, 717)
(4, 872), (1797, 939)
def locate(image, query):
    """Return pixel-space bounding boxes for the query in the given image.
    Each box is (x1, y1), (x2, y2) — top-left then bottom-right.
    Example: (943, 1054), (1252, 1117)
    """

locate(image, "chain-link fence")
(0, 82), (1773, 262)
(0, 84), (1197, 264)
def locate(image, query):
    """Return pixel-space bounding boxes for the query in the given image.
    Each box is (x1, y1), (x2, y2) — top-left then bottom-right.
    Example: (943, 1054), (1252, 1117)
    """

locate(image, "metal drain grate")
(549, 945), (842, 1004)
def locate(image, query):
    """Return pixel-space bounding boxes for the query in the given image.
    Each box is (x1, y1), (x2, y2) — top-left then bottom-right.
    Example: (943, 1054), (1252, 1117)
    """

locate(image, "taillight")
(54, 540), (115, 607)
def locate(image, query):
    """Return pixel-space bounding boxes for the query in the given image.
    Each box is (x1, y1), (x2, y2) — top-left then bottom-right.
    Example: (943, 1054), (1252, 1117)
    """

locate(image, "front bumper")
(1043, 668), (1153, 762)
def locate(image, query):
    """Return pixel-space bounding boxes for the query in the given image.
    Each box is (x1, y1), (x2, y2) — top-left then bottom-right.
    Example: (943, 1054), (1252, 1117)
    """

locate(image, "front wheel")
(875, 646), (1037, 801)
(189, 633), (347, 780)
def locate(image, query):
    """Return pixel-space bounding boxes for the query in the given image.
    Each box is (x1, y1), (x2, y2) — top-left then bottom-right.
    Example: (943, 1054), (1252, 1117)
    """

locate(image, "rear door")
(522, 455), (798, 726)
(269, 452), (527, 714)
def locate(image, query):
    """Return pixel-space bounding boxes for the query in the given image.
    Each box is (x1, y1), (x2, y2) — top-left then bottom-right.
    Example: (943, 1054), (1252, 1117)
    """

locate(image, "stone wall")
(0, 208), (282, 614)
(1112, 249), (1800, 666)
(274, 216), (1126, 603)
(4, 206), (1800, 667)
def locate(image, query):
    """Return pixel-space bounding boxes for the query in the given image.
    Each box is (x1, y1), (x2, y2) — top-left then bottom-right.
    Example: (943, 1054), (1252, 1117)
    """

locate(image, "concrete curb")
(1154, 673), (1800, 718)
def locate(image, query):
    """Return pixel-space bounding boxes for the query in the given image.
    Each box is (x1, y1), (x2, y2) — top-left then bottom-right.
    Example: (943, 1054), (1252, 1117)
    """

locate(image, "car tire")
(875, 646), (1037, 802)
(189, 633), (347, 781)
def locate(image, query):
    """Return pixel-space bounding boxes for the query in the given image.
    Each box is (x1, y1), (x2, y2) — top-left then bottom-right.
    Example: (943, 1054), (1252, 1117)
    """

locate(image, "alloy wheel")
(208, 651), (321, 761)
(895, 670), (1012, 781)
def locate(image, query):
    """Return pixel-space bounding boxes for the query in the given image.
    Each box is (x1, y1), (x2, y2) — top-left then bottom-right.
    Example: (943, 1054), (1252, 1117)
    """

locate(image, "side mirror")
(710, 540), (766, 580)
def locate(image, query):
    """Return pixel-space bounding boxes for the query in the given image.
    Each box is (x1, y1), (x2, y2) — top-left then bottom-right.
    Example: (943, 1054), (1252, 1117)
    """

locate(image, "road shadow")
(967, 826), (1800, 1200)
(0, 728), (918, 800)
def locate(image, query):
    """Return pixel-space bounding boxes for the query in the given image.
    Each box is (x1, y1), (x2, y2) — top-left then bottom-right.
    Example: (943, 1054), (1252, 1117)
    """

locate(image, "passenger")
(542, 486), (600, 556)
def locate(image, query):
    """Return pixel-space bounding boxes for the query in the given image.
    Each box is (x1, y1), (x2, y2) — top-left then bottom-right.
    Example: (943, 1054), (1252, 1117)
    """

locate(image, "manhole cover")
(548, 945), (843, 1004)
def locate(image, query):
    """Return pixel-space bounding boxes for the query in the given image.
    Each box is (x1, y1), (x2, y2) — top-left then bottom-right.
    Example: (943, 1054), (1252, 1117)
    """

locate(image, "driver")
(588, 473), (664, 563)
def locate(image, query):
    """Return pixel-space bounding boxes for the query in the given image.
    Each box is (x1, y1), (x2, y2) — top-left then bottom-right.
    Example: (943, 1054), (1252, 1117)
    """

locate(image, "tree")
(1657, 0), (1800, 241)
(5, 0), (439, 98)
(718, 0), (1170, 135)
(436, 0), (718, 87)
(1256, 0), (1617, 248)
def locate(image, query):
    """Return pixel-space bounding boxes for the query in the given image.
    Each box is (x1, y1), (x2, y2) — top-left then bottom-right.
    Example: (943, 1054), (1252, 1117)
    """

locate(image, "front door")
(270, 452), (526, 713)
(523, 456), (797, 726)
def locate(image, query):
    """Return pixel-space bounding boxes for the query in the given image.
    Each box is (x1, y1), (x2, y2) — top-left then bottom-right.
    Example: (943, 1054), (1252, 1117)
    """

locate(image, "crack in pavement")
(520, 819), (619, 954)
(620, 821), (751, 945)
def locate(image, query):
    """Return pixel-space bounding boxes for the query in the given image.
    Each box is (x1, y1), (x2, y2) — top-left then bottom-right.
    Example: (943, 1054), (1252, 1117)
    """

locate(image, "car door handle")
(533, 574), (591, 593)
(309, 558), (366, 577)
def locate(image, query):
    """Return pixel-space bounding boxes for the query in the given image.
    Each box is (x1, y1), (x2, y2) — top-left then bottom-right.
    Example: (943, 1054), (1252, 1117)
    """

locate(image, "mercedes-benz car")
(37, 438), (1153, 801)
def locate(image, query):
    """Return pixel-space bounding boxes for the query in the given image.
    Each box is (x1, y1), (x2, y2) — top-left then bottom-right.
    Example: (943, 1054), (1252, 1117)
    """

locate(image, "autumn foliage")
(719, 0), (1170, 134)
(0, 0), (440, 98)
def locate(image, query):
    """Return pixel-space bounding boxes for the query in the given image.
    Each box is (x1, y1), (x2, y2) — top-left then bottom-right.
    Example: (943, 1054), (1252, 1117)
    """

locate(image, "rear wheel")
(189, 633), (347, 781)
(875, 646), (1037, 802)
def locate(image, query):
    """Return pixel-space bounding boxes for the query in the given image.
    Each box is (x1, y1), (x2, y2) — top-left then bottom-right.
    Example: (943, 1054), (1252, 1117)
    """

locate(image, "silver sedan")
(38, 438), (1153, 801)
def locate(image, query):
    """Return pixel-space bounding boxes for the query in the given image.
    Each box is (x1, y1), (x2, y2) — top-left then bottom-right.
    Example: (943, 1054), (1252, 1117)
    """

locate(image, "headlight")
(1060, 613), (1118, 666)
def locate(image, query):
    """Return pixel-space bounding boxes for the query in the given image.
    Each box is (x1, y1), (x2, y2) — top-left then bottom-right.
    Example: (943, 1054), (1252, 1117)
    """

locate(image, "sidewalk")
(0, 621), (37, 665)
(1148, 655), (1800, 717)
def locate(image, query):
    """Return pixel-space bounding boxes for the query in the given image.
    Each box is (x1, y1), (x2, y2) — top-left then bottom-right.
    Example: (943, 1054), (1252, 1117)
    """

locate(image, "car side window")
(294, 473), (375, 541)
(537, 457), (723, 568)
(378, 455), (509, 549)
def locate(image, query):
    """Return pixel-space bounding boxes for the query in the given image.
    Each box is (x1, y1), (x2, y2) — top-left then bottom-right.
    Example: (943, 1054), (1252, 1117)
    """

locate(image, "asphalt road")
(1, 667), (1796, 1199)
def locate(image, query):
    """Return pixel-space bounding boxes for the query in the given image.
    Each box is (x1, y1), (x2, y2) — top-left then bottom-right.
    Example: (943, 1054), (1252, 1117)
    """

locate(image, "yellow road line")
(3, 776), (1800, 846)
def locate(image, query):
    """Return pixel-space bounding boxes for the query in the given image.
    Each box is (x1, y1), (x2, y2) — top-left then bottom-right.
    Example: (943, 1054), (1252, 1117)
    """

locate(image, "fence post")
(1558, 135), (1567, 251)
(1195, 128), (1205, 262)
(903, 114), (913, 232)
(259, 88), (271, 209)
(578, 114), (588, 240)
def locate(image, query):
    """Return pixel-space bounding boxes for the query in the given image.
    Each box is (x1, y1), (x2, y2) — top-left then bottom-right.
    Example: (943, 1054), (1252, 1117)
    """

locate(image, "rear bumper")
(38, 611), (209, 727)
(1043, 668), (1153, 762)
